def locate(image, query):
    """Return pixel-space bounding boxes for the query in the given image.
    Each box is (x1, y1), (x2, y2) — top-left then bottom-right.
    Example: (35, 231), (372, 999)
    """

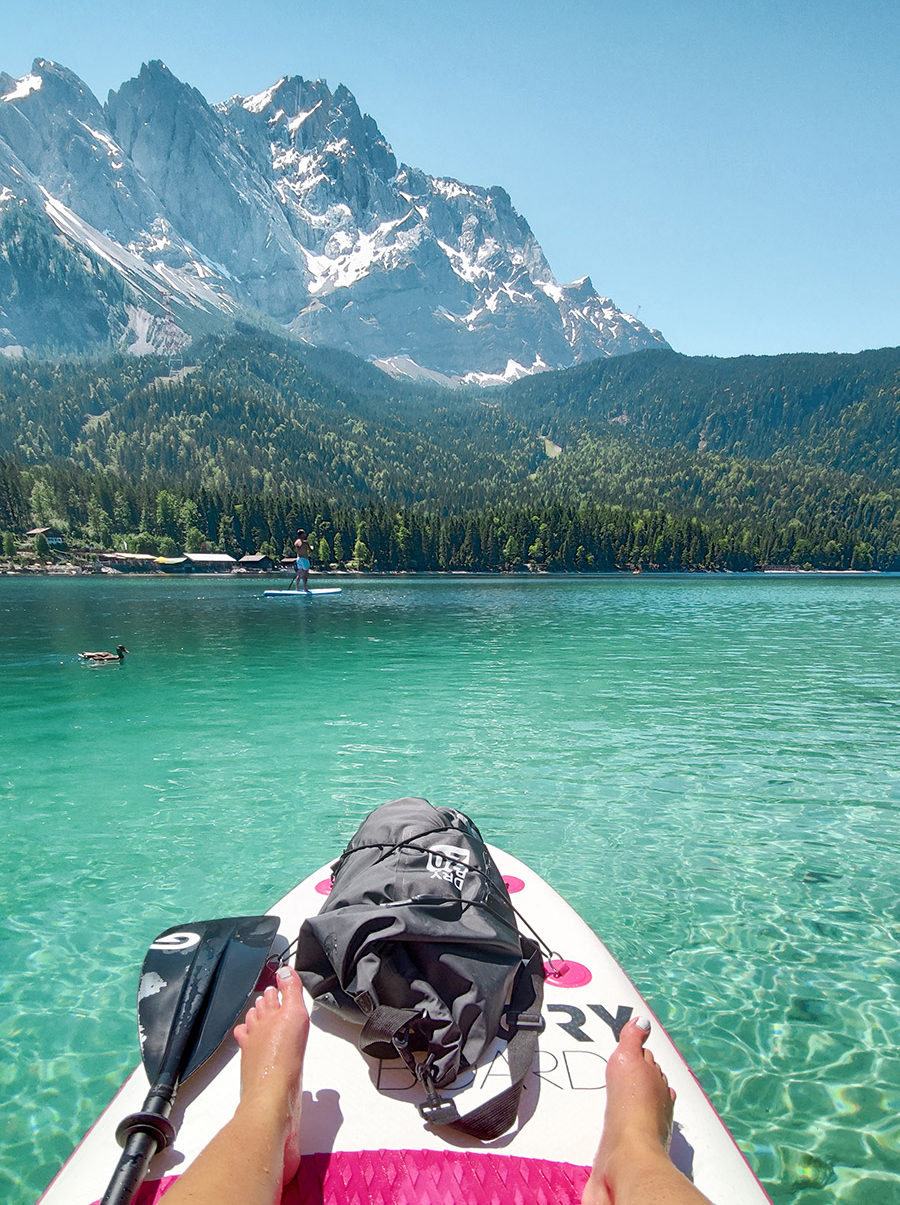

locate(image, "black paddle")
(100, 914), (281, 1205)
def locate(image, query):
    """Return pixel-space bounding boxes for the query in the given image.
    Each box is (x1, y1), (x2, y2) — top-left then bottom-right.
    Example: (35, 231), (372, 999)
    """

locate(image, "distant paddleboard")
(264, 588), (342, 597)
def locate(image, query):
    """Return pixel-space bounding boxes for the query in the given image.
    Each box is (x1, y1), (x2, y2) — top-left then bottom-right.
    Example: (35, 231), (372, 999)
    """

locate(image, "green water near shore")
(2, 574), (900, 1204)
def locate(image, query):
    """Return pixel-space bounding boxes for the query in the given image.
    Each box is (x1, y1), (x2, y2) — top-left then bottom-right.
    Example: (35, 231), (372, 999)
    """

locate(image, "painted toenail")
(635, 1016), (651, 1031)
(277, 965), (292, 981)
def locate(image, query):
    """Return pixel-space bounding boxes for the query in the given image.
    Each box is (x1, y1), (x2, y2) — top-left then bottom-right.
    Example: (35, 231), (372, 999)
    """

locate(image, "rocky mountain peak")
(1, 58), (106, 135)
(106, 59), (221, 162)
(0, 60), (669, 378)
(561, 276), (598, 304)
(28, 58), (99, 106)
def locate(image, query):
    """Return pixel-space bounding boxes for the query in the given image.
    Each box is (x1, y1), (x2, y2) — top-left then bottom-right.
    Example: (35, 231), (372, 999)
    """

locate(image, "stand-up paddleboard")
(38, 848), (771, 1205)
(264, 588), (343, 597)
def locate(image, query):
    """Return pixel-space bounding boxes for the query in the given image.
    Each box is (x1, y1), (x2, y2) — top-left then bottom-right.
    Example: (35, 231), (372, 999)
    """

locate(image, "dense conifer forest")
(2, 328), (899, 572)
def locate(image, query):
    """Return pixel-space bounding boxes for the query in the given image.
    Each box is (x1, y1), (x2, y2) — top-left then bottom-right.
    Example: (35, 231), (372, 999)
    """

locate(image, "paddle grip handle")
(100, 1130), (162, 1205)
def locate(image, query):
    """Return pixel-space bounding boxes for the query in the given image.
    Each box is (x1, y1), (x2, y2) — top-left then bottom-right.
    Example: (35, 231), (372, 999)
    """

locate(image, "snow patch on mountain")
(41, 191), (234, 316)
(76, 121), (125, 169)
(2, 72), (43, 103)
(375, 352), (552, 389)
(289, 102), (322, 133)
(124, 305), (160, 355)
(242, 80), (287, 114)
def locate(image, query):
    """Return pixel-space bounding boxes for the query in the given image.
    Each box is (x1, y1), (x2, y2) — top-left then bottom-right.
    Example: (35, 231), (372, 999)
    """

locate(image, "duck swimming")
(79, 645), (130, 663)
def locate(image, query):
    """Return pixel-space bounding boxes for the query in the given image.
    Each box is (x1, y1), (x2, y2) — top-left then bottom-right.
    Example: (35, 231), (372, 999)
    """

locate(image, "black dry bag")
(294, 797), (544, 1139)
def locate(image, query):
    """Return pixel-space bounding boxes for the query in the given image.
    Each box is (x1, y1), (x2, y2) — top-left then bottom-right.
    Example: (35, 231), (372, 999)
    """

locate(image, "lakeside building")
(184, 553), (237, 572)
(237, 554), (275, 571)
(26, 527), (65, 547)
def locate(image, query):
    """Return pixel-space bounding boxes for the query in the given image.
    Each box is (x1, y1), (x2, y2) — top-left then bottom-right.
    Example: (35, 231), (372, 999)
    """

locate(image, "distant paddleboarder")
(292, 529), (312, 592)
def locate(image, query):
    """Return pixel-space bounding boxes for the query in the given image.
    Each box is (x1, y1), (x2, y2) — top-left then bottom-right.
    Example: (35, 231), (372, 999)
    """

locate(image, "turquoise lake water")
(2, 573), (899, 1205)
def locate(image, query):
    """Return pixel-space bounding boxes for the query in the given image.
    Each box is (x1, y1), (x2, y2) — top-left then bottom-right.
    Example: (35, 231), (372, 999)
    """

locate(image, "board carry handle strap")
(438, 937), (545, 1140)
(358, 940), (545, 1140)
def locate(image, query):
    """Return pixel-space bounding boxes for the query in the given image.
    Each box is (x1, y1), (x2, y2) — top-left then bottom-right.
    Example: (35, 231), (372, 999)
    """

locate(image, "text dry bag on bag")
(294, 797), (544, 1139)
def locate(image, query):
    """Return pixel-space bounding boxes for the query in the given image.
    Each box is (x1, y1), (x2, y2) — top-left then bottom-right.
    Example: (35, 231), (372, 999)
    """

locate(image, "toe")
(618, 1016), (652, 1055)
(276, 965), (303, 1001)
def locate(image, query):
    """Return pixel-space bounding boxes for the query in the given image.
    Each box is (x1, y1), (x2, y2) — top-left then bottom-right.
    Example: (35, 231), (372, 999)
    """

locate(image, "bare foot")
(233, 965), (309, 1185)
(582, 1016), (676, 1205)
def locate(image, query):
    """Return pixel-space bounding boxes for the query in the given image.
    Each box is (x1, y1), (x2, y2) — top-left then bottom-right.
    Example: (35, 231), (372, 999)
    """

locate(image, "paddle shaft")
(100, 1077), (177, 1205)
(100, 1091), (174, 1205)
(102, 1131), (158, 1205)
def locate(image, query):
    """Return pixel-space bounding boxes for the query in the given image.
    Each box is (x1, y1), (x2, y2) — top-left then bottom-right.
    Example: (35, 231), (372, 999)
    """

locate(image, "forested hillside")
(505, 346), (900, 475)
(2, 331), (899, 572)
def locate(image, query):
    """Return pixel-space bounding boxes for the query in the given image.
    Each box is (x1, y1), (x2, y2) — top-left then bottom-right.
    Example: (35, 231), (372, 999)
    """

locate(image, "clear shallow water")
(2, 574), (900, 1205)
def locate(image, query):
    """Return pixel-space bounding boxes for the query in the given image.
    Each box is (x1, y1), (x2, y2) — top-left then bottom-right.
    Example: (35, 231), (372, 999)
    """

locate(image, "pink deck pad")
(287, 1151), (591, 1205)
(108, 1151), (591, 1205)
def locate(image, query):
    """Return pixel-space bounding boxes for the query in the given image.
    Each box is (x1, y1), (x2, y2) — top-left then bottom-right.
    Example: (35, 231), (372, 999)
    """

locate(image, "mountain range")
(0, 58), (668, 382)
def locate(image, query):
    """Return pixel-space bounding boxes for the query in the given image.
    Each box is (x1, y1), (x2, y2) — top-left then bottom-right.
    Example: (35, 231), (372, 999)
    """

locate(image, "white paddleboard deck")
(265, 588), (342, 596)
(39, 848), (770, 1205)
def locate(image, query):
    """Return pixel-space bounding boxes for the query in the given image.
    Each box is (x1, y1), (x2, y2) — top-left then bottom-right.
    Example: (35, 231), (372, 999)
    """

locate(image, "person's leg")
(582, 1017), (714, 1205)
(163, 965), (309, 1205)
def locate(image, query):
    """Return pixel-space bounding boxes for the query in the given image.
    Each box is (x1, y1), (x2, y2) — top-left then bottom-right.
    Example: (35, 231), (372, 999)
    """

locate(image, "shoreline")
(0, 564), (890, 579)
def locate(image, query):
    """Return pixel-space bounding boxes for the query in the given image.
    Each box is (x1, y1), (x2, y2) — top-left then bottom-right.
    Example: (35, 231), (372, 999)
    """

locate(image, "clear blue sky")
(3, 0), (898, 357)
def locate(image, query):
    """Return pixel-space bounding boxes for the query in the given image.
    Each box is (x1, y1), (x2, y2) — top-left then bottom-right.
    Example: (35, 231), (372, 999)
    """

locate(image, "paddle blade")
(137, 915), (280, 1085)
